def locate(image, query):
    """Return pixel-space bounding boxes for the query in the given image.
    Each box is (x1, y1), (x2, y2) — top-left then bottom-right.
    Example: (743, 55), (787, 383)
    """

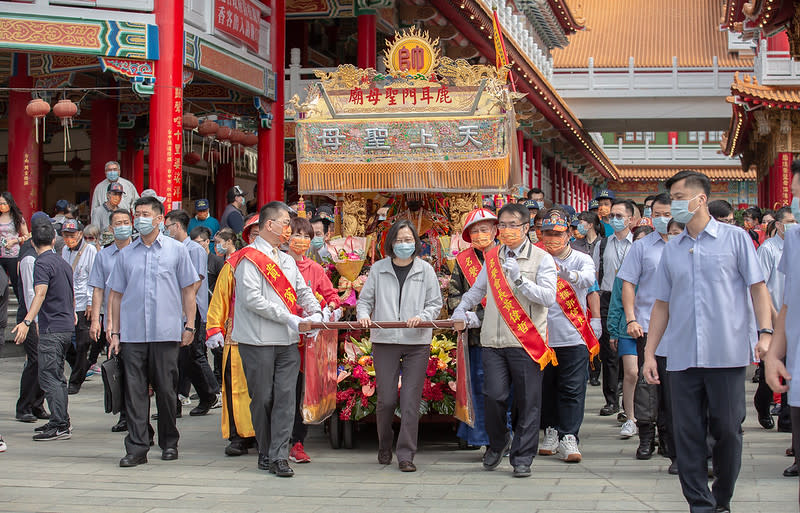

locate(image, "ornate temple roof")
(616, 165), (752, 182)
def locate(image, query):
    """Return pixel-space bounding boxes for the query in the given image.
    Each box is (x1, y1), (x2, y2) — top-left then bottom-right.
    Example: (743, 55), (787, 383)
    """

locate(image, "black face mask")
(408, 201), (422, 212)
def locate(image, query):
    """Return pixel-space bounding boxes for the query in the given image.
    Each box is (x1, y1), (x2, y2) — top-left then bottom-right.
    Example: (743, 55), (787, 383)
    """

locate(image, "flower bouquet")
(325, 236), (368, 282)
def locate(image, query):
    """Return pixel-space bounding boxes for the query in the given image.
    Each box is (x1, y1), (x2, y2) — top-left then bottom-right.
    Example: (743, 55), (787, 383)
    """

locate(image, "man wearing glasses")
(592, 199), (635, 418)
(708, 200), (736, 225)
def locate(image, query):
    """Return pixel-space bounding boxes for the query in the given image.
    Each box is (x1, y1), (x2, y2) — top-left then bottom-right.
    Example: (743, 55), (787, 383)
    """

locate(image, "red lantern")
(182, 112), (199, 130)
(197, 120), (218, 137)
(216, 126), (232, 141)
(184, 152), (202, 166)
(26, 98), (50, 143)
(243, 132), (259, 147)
(53, 99), (78, 161)
(229, 129), (245, 144)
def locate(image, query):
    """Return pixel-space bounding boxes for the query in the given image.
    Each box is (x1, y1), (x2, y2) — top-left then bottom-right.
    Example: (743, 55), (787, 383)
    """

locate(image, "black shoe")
(34, 421), (54, 432)
(225, 441), (248, 456)
(599, 404), (619, 416)
(269, 459), (294, 477)
(32, 426), (71, 441)
(189, 403), (212, 416)
(257, 453), (270, 470)
(714, 505), (730, 513)
(111, 420), (128, 433)
(617, 411), (628, 424)
(512, 465), (531, 477)
(33, 409), (50, 420)
(119, 453), (147, 467)
(589, 376), (600, 386)
(378, 449), (392, 465)
(636, 423), (656, 460)
(67, 385), (80, 395)
(483, 435), (511, 471)
(759, 416), (775, 430)
(161, 448), (178, 461)
(784, 463), (798, 477)
(771, 403), (783, 415)
(668, 460), (678, 475)
(399, 460), (417, 472)
(787, 447), (795, 457)
(16, 413), (37, 423)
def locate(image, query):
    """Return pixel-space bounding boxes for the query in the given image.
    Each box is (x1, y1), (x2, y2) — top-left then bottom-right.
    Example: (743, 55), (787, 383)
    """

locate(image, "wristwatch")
(758, 328), (774, 336)
(514, 277), (524, 287)
(23, 319), (32, 327)
(184, 326), (196, 333)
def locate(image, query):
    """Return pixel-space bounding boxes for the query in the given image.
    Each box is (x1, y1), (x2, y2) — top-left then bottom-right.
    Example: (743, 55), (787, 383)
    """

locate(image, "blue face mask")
(672, 194), (701, 224)
(134, 217), (155, 236)
(310, 236), (325, 250)
(668, 234), (678, 241)
(792, 197), (800, 223)
(609, 217), (627, 233)
(643, 207), (652, 218)
(159, 221), (167, 235)
(393, 242), (416, 259)
(106, 171), (120, 182)
(652, 216), (670, 235)
(577, 223), (589, 236)
(114, 225), (132, 240)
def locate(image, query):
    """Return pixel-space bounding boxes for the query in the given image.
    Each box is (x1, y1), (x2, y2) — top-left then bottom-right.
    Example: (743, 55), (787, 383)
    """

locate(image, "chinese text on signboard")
(214, 0), (260, 53)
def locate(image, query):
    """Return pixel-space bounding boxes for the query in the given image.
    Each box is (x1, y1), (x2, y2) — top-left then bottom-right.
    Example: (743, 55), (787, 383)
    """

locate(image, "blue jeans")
(541, 345), (589, 441)
(456, 345), (490, 446)
(38, 331), (73, 428)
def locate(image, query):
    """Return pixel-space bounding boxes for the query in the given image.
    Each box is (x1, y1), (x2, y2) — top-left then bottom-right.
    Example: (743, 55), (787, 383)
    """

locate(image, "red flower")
(426, 357), (439, 377)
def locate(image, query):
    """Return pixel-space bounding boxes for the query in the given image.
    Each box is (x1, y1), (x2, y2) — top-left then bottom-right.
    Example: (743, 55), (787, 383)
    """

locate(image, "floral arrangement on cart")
(336, 333), (459, 421)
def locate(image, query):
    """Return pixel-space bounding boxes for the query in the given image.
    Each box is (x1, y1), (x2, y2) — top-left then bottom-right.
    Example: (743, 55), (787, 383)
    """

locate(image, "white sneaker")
(620, 419), (638, 439)
(539, 427), (559, 455)
(557, 434), (581, 462)
(211, 393), (222, 409)
(178, 394), (192, 406)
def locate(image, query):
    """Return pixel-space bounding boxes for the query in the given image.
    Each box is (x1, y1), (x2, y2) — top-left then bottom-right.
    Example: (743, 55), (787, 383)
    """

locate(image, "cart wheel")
(342, 420), (354, 449)
(329, 412), (342, 449)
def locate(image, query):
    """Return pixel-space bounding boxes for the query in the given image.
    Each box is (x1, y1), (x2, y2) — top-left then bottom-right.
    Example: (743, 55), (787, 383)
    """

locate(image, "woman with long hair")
(0, 191), (29, 300)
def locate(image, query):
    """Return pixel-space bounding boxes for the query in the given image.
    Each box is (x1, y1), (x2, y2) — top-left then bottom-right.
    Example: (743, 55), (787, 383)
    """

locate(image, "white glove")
(205, 333), (224, 349)
(451, 310), (467, 323)
(558, 266), (573, 282)
(303, 312), (323, 339)
(331, 308), (343, 322)
(465, 311), (481, 329)
(286, 314), (304, 333)
(502, 257), (521, 283)
(590, 317), (602, 339)
(322, 307), (333, 323)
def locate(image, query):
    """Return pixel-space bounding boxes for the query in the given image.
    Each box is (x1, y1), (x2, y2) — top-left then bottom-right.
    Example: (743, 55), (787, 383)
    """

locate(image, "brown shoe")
(378, 449), (392, 465)
(399, 460), (416, 472)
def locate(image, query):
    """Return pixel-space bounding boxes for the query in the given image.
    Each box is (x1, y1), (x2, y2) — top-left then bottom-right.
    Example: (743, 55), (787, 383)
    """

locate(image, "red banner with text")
(214, 0), (260, 53)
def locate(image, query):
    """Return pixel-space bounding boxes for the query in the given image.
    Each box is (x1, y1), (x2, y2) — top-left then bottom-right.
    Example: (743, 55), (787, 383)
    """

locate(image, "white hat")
(461, 208), (498, 243)
(141, 189), (166, 203)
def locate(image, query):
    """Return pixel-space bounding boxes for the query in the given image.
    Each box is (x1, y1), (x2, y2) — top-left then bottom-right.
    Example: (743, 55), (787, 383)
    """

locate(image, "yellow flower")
(437, 349), (452, 366)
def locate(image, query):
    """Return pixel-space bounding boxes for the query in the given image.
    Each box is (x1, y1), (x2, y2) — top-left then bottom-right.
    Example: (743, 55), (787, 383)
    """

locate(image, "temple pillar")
(148, 0), (184, 211)
(259, 0), (285, 205)
(8, 54), (39, 220)
(90, 98), (119, 190)
(357, 13), (377, 69)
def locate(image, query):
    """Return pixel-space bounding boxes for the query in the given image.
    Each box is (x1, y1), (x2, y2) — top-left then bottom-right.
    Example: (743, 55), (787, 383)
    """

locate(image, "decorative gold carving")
(447, 194), (480, 234)
(383, 26), (440, 76)
(789, 6), (800, 61)
(342, 194), (367, 237)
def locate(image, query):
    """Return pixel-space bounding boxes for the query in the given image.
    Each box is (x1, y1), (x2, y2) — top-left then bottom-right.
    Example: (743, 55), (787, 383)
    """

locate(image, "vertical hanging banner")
(214, 0), (261, 52)
(778, 152), (792, 208)
(165, 88), (183, 211)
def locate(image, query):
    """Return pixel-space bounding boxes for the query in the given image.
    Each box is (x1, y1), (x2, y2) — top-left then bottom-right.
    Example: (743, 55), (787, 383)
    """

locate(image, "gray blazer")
(356, 257), (443, 345)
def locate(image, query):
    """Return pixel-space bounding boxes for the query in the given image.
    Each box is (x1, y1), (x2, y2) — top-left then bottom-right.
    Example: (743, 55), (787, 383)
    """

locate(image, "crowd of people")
(1, 164), (798, 513)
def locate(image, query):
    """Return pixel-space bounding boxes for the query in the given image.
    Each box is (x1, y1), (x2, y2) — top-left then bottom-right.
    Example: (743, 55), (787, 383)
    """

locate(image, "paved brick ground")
(0, 355), (796, 513)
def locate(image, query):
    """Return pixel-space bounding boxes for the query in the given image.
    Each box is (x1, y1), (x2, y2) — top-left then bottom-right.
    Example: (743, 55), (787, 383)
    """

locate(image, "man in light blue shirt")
(643, 170), (774, 513)
(165, 209), (219, 416)
(617, 193), (675, 466)
(107, 196), (199, 468)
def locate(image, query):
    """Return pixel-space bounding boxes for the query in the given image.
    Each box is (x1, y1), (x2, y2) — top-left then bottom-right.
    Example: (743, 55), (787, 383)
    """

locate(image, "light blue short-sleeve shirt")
(779, 228), (800, 406)
(182, 237), (208, 322)
(616, 230), (667, 333)
(107, 232), (199, 343)
(654, 217), (764, 372)
(88, 242), (124, 316)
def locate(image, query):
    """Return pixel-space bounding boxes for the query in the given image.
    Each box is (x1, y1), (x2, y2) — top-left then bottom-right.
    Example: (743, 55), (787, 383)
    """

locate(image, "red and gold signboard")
(214, 0), (261, 53)
(384, 27), (438, 76)
(164, 88), (183, 211)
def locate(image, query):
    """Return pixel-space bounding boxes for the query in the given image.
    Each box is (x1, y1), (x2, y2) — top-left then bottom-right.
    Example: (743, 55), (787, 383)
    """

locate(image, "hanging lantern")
(183, 113), (199, 152)
(197, 120), (219, 157)
(52, 98), (78, 161)
(229, 129), (245, 166)
(216, 126), (233, 163)
(203, 149), (221, 176)
(243, 132), (259, 147)
(26, 98), (50, 143)
(184, 152), (202, 166)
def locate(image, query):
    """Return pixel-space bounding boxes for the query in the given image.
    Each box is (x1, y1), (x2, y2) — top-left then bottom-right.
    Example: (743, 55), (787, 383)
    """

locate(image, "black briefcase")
(101, 356), (124, 414)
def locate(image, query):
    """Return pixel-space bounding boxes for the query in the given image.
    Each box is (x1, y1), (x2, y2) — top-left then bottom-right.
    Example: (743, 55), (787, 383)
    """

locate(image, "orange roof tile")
(731, 72), (800, 107)
(617, 165), (754, 181)
(553, 0), (753, 68)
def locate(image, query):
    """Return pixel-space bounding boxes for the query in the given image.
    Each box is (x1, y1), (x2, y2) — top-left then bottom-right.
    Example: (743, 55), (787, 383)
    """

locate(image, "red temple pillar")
(216, 162), (234, 218)
(535, 146), (542, 190)
(149, 0), (184, 211)
(133, 148), (144, 192)
(121, 132), (135, 183)
(357, 13), (377, 69)
(259, 0), (285, 205)
(90, 98), (119, 190)
(8, 54), (39, 221)
(524, 139), (534, 191)
(517, 131), (524, 186)
(549, 157), (556, 201)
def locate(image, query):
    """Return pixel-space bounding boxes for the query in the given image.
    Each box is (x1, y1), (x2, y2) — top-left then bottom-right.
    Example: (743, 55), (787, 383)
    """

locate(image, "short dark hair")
(792, 159), (800, 176)
(384, 219), (422, 259)
(498, 203), (531, 224)
(109, 209), (132, 226)
(258, 201), (291, 229)
(644, 195), (658, 207)
(665, 169), (711, 197)
(708, 199), (733, 219)
(32, 222), (56, 248)
(611, 199), (635, 217)
(652, 193), (672, 207)
(190, 226), (212, 241)
(667, 219), (685, 233)
(310, 218), (331, 234)
(290, 216), (314, 238)
(134, 195), (164, 215)
(632, 225), (654, 239)
(527, 187), (544, 200)
(776, 206), (793, 223)
(165, 209), (191, 231)
(743, 207), (763, 223)
(578, 211), (601, 234)
(534, 208), (549, 225)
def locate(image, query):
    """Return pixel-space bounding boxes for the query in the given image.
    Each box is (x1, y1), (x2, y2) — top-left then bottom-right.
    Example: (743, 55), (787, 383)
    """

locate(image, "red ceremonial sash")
(555, 277), (599, 359)
(484, 246), (556, 369)
(236, 247), (299, 315)
(456, 248), (487, 307)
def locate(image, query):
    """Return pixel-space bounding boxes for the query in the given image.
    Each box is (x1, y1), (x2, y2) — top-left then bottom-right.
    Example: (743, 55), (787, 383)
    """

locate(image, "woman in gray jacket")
(357, 220), (443, 472)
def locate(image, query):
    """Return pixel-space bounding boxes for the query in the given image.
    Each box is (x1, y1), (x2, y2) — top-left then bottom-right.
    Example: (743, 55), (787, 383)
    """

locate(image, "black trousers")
(541, 345), (589, 441)
(599, 291), (619, 407)
(178, 311), (219, 405)
(655, 355), (676, 460)
(483, 346), (543, 467)
(87, 315), (107, 368)
(290, 371), (308, 445)
(66, 311), (90, 389)
(670, 367), (746, 513)
(16, 321), (45, 416)
(0, 256), (19, 304)
(792, 407), (800, 469)
(121, 341), (181, 457)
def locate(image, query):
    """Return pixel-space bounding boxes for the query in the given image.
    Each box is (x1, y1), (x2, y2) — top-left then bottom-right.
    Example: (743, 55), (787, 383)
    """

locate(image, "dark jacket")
(448, 249), (486, 347)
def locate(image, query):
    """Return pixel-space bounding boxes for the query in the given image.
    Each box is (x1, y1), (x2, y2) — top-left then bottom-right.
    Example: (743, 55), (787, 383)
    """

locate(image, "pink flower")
(448, 381), (457, 392)
(362, 383), (375, 397)
(337, 370), (351, 383)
